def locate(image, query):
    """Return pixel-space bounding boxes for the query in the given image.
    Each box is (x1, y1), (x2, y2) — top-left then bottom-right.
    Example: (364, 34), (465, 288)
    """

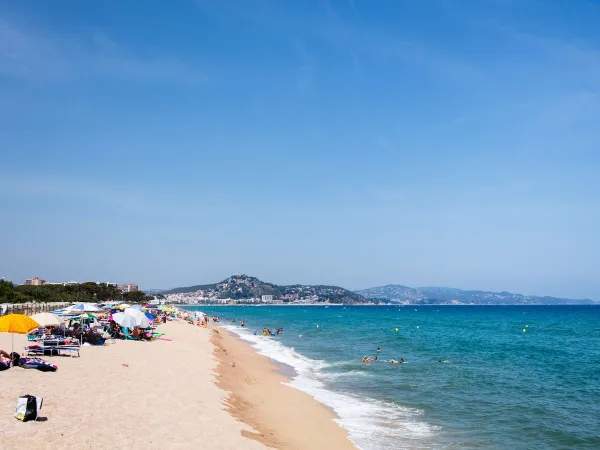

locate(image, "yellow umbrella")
(0, 314), (40, 352)
(0, 314), (40, 333)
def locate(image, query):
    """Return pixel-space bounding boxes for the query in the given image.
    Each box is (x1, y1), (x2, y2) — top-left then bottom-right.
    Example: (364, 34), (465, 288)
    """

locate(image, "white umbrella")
(124, 308), (150, 328)
(30, 313), (63, 327)
(112, 312), (137, 329)
(65, 303), (101, 314)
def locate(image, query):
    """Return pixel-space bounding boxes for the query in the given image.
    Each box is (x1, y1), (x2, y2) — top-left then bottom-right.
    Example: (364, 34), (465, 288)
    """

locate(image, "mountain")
(162, 274), (370, 304)
(355, 285), (595, 305)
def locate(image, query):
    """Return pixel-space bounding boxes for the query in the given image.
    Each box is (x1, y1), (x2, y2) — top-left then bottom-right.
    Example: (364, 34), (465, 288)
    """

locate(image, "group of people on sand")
(196, 315), (210, 327)
(192, 314), (222, 327)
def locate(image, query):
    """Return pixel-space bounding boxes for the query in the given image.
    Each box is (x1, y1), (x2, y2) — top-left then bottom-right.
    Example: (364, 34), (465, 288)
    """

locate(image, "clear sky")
(1, 0), (599, 299)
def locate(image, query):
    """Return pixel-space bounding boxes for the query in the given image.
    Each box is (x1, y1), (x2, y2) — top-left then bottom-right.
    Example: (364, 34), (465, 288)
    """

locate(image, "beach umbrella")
(124, 308), (150, 328)
(30, 313), (63, 327)
(65, 303), (101, 314)
(0, 314), (40, 351)
(144, 312), (156, 321)
(130, 304), (143, 310)
(112, 312), (137, 329)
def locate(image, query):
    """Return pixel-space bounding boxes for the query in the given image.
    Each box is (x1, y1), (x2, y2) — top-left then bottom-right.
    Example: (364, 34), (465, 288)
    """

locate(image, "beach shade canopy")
(72, 313), (97, 322)
(158, 306), (170, 311)
(30, 312), (63, 327)
(112, 312), (137, 329)
(0, 314), (40, 334)
(65, 303), (101, 314)
(124, 308), (150, 328)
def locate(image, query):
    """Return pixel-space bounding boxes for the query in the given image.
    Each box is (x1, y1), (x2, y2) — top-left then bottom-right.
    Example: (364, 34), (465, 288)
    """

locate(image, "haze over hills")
(355, 285), (596, 305)
(162, 275), (595, 305)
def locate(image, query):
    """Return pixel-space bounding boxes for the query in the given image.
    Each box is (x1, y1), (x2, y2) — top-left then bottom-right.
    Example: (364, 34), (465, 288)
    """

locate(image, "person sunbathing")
(130, 327), (152, 341)
(0, 350), (14, 371)
(83, 330), (103, 345)
(0, 349), (11, 362)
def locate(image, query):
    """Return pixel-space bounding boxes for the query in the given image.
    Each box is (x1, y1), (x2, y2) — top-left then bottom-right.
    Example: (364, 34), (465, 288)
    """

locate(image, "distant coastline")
(164, 274), (595, 306)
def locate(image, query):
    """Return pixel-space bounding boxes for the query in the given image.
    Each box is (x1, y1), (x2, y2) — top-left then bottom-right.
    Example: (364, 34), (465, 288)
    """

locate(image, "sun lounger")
(24, 345), (80, 357)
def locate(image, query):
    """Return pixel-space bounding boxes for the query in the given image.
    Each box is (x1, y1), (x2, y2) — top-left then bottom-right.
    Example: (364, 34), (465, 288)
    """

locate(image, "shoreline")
(212, 326), (357, 450)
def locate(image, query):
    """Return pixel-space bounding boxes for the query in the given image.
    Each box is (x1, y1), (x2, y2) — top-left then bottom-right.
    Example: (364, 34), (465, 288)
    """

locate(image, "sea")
(182, 305), (600, 449)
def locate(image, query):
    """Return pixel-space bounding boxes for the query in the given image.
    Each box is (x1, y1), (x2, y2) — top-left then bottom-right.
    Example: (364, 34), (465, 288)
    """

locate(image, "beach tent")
(30, 313), (63, 327)
(0, 314), (40, 351)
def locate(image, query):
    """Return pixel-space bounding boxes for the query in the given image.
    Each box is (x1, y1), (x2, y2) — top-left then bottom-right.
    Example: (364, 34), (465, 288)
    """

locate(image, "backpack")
(14, 395), (43, 422)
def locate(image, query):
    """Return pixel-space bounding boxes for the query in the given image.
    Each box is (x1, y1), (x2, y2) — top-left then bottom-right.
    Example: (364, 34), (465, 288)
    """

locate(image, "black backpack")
(15, 395), (42, 422)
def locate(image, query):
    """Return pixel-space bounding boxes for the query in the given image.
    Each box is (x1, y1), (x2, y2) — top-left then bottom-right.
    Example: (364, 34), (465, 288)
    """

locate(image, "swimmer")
(377, 347), (381, 353)
(389, 359), (398, 365)
(362, 356), (372, 364)
(373, 356), (378, 362)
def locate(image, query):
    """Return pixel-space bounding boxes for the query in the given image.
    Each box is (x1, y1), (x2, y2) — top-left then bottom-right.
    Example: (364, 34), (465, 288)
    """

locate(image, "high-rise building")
(118, 283), (139, 293)
(24, 276), (47, 286)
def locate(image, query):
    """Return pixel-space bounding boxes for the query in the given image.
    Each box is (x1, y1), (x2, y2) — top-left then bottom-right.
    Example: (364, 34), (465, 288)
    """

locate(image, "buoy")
(522, 329), (526, 332)
(526, 325), (529, 328)
(317, 325), (320, 328)
(395, 328), (399, 332)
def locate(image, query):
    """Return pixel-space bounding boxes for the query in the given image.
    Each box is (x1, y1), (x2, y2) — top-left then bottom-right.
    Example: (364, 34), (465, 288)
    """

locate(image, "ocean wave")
(317, 370), (373, 379)
(222, 324), (438, 449)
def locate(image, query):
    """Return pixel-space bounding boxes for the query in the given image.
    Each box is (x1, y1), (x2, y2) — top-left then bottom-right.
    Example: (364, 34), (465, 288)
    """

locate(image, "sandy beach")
(213, 327), (356, 450)
(0, 319), (356, 450)
(0, 320), (264, 449)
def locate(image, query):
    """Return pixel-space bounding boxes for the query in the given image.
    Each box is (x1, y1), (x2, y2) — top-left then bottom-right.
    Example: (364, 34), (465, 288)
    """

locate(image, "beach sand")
(0, 321), (265, 449)
(213, 327), (357, 450)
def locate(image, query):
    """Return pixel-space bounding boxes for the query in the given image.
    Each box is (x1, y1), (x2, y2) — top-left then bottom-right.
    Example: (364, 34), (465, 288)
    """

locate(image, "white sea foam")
(222, 324), (438, 449)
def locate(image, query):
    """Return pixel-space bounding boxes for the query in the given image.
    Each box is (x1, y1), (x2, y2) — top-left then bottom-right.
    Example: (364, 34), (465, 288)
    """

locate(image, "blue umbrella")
(144, 312), (156, 320)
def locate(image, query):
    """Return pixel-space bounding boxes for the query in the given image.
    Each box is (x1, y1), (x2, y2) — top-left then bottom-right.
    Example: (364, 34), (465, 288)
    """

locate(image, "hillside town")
(164, 274), (368, 305)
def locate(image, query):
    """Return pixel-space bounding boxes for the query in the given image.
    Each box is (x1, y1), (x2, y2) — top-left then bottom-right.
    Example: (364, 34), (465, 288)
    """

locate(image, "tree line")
(0, 280), (154, 304)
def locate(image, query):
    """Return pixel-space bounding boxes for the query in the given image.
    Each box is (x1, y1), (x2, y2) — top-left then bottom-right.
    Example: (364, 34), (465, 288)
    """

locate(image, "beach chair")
(24, 345), (80, 358)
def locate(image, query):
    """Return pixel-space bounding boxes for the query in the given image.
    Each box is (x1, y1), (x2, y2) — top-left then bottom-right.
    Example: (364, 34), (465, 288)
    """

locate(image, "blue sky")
(1, 0), (599, 299)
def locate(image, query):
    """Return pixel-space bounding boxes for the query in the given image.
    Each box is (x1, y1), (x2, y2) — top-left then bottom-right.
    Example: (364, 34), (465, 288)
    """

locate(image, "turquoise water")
(184, 305), (600, 449)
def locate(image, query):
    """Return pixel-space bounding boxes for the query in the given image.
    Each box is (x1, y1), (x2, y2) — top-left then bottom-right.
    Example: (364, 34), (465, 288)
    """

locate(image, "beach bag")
(14, 395), (43, 422)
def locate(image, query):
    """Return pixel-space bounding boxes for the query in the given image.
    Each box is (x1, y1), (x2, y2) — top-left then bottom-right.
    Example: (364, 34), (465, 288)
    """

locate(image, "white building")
(261, 295), (274, 303)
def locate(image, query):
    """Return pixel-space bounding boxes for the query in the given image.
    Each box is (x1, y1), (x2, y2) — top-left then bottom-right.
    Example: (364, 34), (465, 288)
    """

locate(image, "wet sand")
(212, 327), (357, 450)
